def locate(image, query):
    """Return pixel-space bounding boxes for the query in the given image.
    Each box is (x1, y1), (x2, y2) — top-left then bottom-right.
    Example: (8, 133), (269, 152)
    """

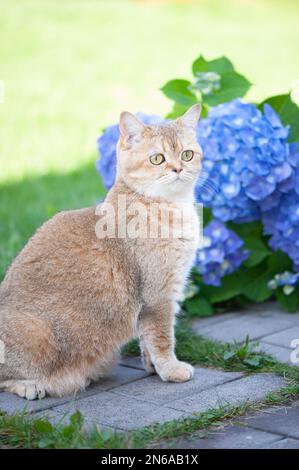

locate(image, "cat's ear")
(119, 112), (144, 139)
(177, 104), (201, 129)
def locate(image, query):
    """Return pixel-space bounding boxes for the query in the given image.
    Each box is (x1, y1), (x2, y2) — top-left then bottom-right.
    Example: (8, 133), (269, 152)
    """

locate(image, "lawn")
(0, 0), (299, 279)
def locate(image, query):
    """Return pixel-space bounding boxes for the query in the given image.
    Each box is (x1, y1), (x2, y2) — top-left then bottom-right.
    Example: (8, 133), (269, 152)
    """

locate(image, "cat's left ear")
(177, 104), (201, 129)
(119, 112), (145, 139)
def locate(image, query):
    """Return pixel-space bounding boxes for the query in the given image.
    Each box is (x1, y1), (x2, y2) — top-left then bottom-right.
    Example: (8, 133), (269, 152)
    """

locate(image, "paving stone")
(172, 425), (281, 449)
(0, 365), (148, 414)
(260, 438), (299, 449)
(50, 391), (185, 431)
(256, 341), (294, 365)
(243, 402), (299, 439)
(119, 356), (145, 370)
(193, 314), (293, 343)
(170, 373), (287, 414)
(262, 327), (299, 349)
(249, 302), (299, 322)
(192, 312), (240, 329)
(112, 367), (243, 406)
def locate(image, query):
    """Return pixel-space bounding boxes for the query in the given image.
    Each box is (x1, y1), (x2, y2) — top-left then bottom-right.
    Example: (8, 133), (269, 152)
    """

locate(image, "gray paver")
(172, 425), (281, 449)
(261, 438), (299, 449)
(193, 314), (294, 343)
(112, 367), (243, 406)
(119, 356), (145, 370)
(0, 365), (148, 414)
(50, 391), (185, 431)
(170, 373), (287, 414)
(243, 402), (299, 439)
(262, 327), (299, 349)
(256, 341), (294, 365)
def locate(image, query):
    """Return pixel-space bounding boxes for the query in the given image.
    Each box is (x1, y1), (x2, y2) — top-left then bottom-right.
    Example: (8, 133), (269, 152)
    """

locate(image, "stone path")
(170, 401), (299, 449)
(193, 302), (299, 366)
(0, 301), (298, 448)
(0, 360), (287, 432)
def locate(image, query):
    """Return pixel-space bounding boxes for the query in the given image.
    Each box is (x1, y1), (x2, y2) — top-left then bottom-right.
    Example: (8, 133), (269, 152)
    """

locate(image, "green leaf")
(192, 55), (234, 76)
(240, 264), (273, 302)
(184, 296), (214, 317)
(275, 288), (299, 313)
(244, 238), (271, 267)
(160, 79), (197, 106)
(208, 273), (243, 303)
(260, 94), (299, 142)
(165, 102), (189, 119)
(223, 350), (236, 361)
(204, 72), (251, 106)
(229, 221), (270, 267)
(267, 249), (292, 273)
(203, 207), (213, 226)
(34, 419), (54, 434)
(228, 221), (263, 239)
(243, 357), (260, 367)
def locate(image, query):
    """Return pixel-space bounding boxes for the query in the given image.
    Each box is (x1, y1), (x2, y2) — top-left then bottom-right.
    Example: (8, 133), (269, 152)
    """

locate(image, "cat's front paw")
(158, 360), (194, 383)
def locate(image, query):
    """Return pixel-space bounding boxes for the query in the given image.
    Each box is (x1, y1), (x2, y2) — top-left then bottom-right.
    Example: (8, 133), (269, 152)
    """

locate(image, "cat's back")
(0, 206), (109, 305)
(6, 206), (98, 269)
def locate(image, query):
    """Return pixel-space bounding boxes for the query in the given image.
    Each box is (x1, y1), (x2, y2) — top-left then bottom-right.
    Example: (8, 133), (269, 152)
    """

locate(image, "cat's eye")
(149, 153), (165, 165)
(181, 150), (194, 162)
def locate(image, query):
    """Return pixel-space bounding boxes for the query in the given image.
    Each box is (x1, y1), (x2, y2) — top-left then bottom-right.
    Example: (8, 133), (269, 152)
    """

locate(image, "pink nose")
(172, 167), (183, 173)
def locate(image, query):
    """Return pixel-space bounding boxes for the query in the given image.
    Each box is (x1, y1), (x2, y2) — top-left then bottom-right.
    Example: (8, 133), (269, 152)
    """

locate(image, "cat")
(0, 104), (202, 400)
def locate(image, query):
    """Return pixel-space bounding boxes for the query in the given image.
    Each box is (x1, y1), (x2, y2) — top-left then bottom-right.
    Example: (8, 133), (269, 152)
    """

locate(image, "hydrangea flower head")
(268, 271), (299, 296)
(262, 186), (299, 269)
(196, 219), (249, 286)
(196, 99), (293, 223)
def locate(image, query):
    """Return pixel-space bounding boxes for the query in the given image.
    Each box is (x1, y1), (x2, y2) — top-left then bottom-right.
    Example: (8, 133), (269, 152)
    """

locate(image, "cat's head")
(116, 105), (202, 202)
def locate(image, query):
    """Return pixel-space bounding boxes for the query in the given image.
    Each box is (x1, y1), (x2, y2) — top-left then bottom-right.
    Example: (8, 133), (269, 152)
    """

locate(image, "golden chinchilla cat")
(0, 104), (202, 400)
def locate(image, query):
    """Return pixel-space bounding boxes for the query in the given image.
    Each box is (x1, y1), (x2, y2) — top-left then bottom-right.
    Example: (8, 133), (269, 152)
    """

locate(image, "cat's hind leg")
(0, 379), (46, 400)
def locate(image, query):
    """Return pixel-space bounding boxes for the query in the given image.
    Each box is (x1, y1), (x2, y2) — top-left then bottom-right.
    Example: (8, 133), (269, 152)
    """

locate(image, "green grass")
(1, 0), (299, 278)
(1, 378), (299, 449)
(123, 319), (277, 372)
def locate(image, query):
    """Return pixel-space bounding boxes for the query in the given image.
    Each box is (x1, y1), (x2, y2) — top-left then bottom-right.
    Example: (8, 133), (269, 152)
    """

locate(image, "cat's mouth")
(171, 172), (194, 184)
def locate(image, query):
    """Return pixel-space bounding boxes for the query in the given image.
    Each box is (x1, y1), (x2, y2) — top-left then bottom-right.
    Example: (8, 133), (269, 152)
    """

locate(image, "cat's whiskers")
(196, 173), (219, 196)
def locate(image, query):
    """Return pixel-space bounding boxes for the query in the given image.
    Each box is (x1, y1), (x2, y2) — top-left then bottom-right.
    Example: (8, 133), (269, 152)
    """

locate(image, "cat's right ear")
(119, 112), (144, 139)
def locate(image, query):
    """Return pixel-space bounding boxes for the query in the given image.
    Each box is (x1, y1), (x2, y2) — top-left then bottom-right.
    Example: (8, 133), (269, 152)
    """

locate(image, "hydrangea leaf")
(192, 55), (234, 76)
(183, 296), (214, 317)
(240, 264), (273, 302)
(229, 221), (270, 267)
(160, 79), (197, 106)
(244, 239), (271, 268)
(267, 250), (293, 273)
(275, 287), (299, 313)
(260, 94), (299, 143)
(203, 72), (251, 106)
(207, 273), (243, 303)
(166, 102), (189, 119)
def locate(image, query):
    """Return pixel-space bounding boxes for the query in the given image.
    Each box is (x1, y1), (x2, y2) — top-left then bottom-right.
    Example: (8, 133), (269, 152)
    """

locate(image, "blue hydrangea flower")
(96, 113), (163, 190)
(262, 186), (299, 270)
(195, 219), (249, 286)
(196, 99), (293, 223)
(268, 271), (299, 295)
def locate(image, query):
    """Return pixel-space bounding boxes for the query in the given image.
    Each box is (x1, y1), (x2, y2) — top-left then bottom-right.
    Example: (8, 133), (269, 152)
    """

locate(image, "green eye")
(149, 153), (165, 165)
(181, 150), (194, 162)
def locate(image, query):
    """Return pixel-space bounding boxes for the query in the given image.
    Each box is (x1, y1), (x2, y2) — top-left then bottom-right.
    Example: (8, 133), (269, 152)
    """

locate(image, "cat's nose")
(172, 167), (183, 173)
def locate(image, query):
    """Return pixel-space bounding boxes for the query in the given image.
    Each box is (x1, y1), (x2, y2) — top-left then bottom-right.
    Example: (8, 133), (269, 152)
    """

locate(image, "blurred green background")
(0, 0), (299, 278)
